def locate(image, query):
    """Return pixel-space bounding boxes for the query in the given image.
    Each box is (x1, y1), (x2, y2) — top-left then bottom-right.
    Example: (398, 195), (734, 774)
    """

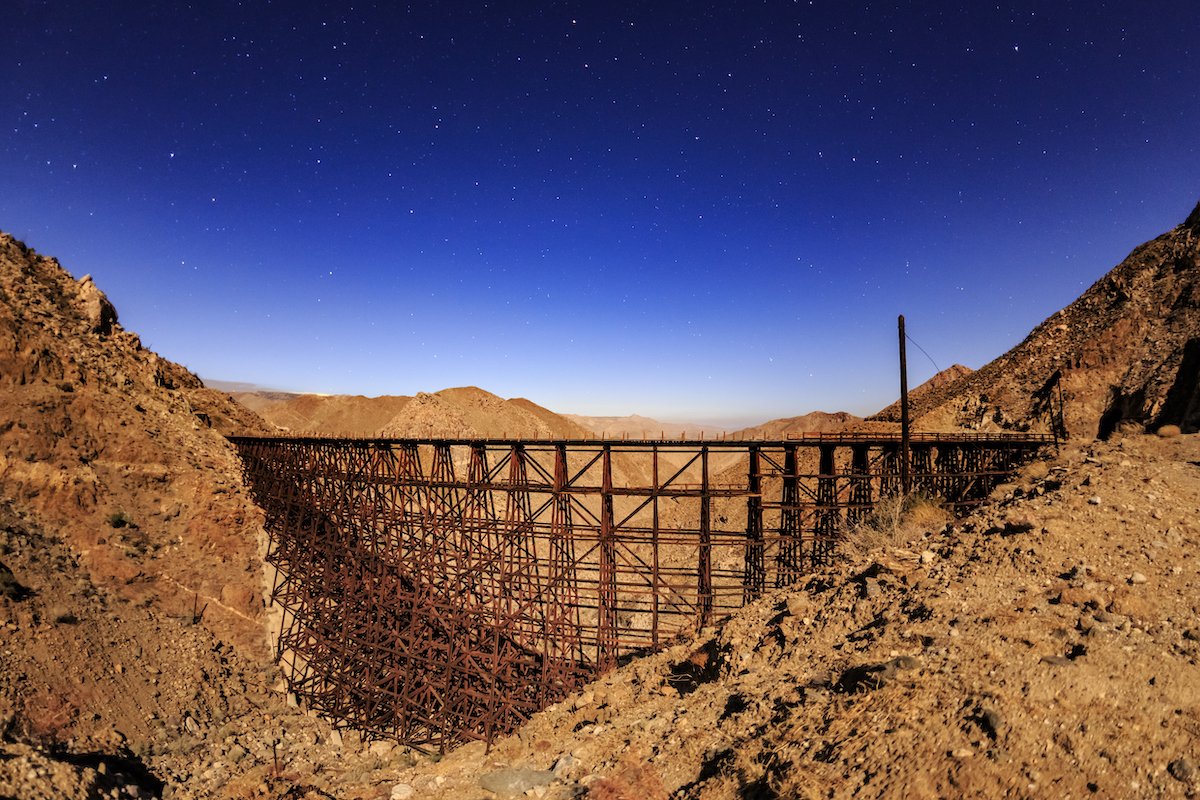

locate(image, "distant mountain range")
(221, 201), (1200, 441)
(226, 386), (874, 440)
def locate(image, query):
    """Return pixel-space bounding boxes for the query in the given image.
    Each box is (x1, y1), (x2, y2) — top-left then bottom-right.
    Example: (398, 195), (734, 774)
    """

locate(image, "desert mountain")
(872, 202), (1200, 438)
(564, 413), (729, 438)
(872, 363), (974, 422)
(377, 386), (591, 439)
(231, 383), (592, 438)
(732, 409), (863, 438)
(231, 390), (415, 436)
(233, 385), (594, 440)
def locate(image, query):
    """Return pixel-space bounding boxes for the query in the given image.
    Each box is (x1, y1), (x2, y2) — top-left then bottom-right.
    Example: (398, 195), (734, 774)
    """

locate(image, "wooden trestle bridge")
(230, 431), (1051, 750)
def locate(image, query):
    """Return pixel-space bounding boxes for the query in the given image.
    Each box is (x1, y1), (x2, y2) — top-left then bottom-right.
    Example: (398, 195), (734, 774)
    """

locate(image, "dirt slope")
(873, 202), (1200, 438)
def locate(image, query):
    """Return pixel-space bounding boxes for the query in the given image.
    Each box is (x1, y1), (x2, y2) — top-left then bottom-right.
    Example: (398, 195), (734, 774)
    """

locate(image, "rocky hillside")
(0, 232), (277, 758)
(872, 363), (974, 422)
(235, 386), (595, 440)
(376, 387), (591, 439)
(874, 202), (1200, 438)
(230, 391), (415, 436)
(563, 414), (730, 439)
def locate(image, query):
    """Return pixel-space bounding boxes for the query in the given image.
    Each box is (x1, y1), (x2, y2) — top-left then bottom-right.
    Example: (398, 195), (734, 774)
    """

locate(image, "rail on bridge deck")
(229, 431), (1052, 750)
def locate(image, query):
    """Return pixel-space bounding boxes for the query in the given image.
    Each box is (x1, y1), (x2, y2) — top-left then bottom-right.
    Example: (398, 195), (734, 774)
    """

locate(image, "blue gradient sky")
(3, 2), (1198, 425)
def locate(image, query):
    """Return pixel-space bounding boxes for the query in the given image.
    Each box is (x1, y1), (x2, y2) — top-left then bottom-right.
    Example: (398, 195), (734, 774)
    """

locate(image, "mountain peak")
(908, 202), (1200, 437)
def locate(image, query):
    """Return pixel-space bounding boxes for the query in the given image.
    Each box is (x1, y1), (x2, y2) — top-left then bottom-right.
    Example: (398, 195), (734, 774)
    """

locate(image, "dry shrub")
(839, 492), (951, 560)
(18, 686), (80, 742)
(1019, 459), (1050, 483)
(587, 760), (669, 800)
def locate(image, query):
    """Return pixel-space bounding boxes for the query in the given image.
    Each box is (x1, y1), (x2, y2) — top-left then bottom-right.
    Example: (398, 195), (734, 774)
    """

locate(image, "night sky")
(3, 2), (1198, 425)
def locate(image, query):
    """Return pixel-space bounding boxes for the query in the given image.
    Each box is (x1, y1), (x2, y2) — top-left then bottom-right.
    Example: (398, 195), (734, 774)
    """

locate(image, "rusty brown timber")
(229, 432), (1051, 750)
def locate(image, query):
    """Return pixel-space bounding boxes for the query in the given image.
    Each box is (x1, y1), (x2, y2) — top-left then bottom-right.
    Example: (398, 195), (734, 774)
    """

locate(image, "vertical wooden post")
(651, 445), (660, 646)
(598, 445), (617, 671)
(815, 444), (838, 565)
(899, 314), (911, 495)
(776, 445), (800, 585)
(698, 446), (713, 626)
(743, 446), (764, 601)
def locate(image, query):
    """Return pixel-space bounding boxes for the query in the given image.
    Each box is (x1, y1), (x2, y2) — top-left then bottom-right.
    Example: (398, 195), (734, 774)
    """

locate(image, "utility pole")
(898, 314), (911, 494)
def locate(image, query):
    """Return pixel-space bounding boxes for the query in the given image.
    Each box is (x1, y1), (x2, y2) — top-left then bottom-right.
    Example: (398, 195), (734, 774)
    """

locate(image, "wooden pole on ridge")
(899, 314), (911, 494)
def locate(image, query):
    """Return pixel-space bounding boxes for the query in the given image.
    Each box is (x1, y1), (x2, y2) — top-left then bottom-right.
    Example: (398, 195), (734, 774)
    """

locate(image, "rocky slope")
(0, 233), (271, 651)
(872, 364), (974, 422)
(873, 202), (1200, 438)
(0, 231), (288, 793)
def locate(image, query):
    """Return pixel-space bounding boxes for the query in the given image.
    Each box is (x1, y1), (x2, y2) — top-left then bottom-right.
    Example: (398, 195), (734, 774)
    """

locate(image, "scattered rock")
(971, 706), (1004, 741)
(1002, 517), (1036, 535)
(368, 740), (395, 757)
(0, 560), (32, 601)
(1157, 425), (1182, 438)
(1169, 757), (1197, 784)
(479, 766), (555, 797)
(552, 753), (581, 778)
(785, 594), (809, 617)
(666, 639), (722, 695)
(834, 656), (919, 693)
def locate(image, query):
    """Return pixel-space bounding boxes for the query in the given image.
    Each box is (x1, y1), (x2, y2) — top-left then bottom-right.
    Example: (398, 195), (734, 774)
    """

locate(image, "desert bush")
(18, 687), (79, 742)
(839, 492), (951, 560)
